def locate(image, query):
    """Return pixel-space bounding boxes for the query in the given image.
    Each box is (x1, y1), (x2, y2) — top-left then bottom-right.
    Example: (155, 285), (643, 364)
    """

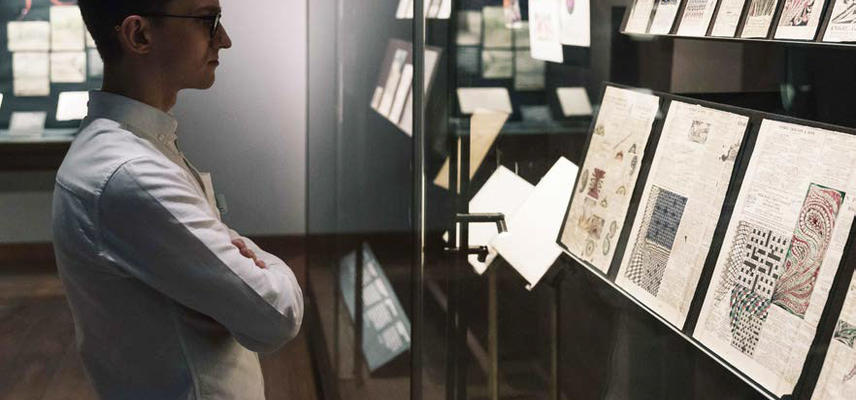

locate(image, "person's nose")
(216, 24), (232, 49)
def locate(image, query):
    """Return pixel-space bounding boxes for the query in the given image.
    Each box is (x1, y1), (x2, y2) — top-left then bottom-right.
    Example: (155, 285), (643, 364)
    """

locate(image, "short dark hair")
(77, 0), (174, 63)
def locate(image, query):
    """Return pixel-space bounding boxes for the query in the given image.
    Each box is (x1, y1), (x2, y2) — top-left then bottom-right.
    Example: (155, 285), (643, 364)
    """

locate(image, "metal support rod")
(354, 244), (364, 386)
(457, 132), (472, 400)
(551, 270), (566, 400)
(445, 137), (460, 400)
(411, 0), (426, 398)
(488, 266), (499, 400)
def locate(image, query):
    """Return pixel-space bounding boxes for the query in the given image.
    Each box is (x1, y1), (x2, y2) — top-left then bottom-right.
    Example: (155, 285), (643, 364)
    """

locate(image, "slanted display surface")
(559, 85), (660, 274)
(694, 119), (856, 396)
(615, 101), (749, 328)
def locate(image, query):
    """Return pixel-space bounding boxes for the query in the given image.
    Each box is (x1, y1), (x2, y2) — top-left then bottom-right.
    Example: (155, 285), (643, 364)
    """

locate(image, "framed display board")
(0, 0), (101, 133)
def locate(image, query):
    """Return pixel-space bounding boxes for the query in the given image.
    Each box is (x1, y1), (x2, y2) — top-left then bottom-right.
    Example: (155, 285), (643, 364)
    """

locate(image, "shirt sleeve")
(97, 156), (304, 353)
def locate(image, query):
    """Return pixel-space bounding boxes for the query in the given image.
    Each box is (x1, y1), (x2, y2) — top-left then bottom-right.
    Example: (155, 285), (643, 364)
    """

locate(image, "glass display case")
(306, 1), (856, 399)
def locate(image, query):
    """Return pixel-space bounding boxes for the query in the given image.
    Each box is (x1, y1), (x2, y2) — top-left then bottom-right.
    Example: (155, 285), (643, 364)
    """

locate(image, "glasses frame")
(137, 12), (222, 38)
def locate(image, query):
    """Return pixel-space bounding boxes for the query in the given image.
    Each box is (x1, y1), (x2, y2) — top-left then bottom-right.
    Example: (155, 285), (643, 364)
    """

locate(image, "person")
(51, 1), (304, 399)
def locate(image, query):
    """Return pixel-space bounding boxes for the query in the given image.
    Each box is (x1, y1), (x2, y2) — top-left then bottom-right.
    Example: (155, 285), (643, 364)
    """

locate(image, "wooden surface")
(0, 237), (317, 400)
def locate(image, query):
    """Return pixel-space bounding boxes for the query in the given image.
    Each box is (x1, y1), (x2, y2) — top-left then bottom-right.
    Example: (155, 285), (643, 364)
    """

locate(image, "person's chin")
(192, 73), (217, 89)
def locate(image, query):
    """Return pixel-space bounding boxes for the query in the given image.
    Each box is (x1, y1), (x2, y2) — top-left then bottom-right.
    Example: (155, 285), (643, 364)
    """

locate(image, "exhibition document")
(694, 119), (856, 396)
(625, 0), (656, 33)
(774, 0), (827, 40)
(711, 0), (748, 37)
(823, 0), (856, 42)
(615, 101), (749, 328)
(677, 0), (720, 36)
(649, 0), (682, 34)
(528, 0), (564, 62)
(741, 0), (781, 38)
(559, 86), (660, 273)
(559, 0), (591, 46)
(812, 273), (856, 400)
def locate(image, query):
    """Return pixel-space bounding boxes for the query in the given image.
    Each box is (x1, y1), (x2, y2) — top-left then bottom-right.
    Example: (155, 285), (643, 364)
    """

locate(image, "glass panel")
(309, 1), (856, 399)
(307, 0), (415, 398)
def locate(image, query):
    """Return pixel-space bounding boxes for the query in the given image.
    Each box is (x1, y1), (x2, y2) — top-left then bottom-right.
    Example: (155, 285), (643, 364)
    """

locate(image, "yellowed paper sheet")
(695, 119), (856, 396)
(7, 21), (50, 52)
(615, 101), (749, 328)
(51, 5), (85, 51)
(559, 86), (660, 273)
(434, 111), (509, 190)
(51, 52), (87, 83)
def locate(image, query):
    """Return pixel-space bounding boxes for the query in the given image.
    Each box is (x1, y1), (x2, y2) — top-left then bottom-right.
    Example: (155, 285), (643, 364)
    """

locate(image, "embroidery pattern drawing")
(625, 186), (688, 296)
(771, 184), (844, 318)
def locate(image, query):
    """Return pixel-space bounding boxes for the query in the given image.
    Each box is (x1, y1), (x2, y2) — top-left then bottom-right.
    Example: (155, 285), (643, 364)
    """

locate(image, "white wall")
(0, 0), (307, 244)
(172, 0), (307, 236)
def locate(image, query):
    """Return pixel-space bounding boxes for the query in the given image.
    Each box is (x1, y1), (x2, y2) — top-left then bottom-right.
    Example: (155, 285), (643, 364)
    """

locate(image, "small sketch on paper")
(749, 0), (778, 17)
(780, 0), (816, 27)
(730, 285), (772, 356)
(716, 221), (789, 356)
(566, 0), (576, 14)
(689, 120), (711, 143)
(588, 168), (605, 199)
(832, 0), (856, 24)
(772, 184), (844, 318)
(713, 221), (789, 306)
(720, 143), (740, 162)
(834, 320), (856, 348)
(845, 363), (856, 382)
(578, 169), (589, 193)
(625, 186), (688, 296)
(604, 220), (618, 256)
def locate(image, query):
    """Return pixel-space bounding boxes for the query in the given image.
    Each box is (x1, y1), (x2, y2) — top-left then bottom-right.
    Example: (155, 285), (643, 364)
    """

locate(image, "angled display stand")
(555, 82), (856, 400)
(621, 0), (856, 49)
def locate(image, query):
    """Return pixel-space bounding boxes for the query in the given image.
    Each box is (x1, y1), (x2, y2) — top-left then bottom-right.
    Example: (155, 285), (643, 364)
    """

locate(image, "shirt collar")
(86, 90), (179, 148)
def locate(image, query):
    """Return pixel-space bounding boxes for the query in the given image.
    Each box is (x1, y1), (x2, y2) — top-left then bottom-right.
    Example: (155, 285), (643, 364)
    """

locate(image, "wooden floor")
(0, 239), (318, 400)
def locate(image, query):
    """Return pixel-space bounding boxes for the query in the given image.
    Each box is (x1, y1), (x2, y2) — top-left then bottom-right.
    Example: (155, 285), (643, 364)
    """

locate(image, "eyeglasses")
(138, 12), (222, 38)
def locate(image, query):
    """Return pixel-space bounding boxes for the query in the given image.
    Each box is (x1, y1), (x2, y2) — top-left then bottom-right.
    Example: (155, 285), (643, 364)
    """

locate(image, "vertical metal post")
(332, 0), (343, 380)
(551, 272), (564, 400)
(457, 133), (471, 400)
(411, 0), (426, 399)
(446, 137), (460, 400)
(354, 244), (364, 385)
(488, 266), (499, 400)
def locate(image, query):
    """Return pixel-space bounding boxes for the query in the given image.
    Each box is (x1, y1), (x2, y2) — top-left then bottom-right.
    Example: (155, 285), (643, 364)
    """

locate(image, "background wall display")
(528, 0), (564, 62)
(0, 1), (101, 132)
(559, 0), (591, 46)
(395, 0), (452, 19)
(694, 118), (856, 396)
(615, 101), (749, 329)
(369, 39), (441, 137)
(559, 85), (660, 273)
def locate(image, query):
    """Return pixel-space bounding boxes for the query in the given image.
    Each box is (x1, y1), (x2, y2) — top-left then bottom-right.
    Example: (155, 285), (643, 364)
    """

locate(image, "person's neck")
(101, 65), (177, 113)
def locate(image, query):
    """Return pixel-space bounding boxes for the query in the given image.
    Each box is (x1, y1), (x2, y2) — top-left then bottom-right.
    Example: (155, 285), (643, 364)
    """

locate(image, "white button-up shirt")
(52, 91), (303, 400)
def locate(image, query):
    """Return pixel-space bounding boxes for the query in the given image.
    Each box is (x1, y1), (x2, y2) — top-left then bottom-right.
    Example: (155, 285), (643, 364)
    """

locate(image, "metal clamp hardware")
(443, 213), (508, 262)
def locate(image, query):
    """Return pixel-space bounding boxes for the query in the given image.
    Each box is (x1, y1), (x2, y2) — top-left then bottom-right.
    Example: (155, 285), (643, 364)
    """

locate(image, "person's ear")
(116, 16), (153, 56)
